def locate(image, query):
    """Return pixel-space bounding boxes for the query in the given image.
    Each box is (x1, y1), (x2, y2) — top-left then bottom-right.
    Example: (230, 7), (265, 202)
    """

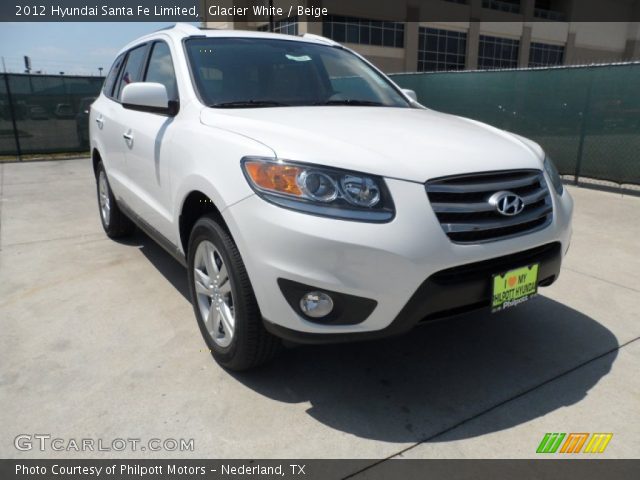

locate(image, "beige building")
(202, 0), (640, 72)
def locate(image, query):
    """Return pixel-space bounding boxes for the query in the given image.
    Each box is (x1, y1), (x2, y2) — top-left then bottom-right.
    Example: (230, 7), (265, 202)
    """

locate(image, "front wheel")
(187, 215), (280, 371)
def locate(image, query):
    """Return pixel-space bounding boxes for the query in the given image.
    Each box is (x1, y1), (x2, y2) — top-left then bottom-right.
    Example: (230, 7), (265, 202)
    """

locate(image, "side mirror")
(402, 89), (418, 102)
(121, 82), (178, 116)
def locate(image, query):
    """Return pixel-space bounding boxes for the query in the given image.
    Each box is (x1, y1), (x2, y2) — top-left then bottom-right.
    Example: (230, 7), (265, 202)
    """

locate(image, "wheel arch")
(92, 148), (102, 177)
(178, 189), (229, 257)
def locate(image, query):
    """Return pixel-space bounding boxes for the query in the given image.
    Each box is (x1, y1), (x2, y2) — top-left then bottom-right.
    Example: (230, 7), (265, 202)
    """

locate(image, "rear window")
(103, 54), (124, 98)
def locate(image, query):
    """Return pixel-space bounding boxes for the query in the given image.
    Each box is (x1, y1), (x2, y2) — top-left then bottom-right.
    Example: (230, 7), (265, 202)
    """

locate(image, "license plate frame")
(492, 264), (539, 313)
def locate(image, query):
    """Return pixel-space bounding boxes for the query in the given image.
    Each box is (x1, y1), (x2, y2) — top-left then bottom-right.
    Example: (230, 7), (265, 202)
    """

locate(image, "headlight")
(544, 156), (564, 195)
(241, 157), (395, 222)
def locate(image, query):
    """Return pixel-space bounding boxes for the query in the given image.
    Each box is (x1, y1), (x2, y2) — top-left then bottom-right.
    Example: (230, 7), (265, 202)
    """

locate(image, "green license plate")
(492, 264), (539, 313)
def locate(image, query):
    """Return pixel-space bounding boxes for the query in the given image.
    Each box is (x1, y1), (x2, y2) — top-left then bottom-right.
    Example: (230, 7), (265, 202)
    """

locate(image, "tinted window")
(418, 28), (467, 72)
(528, 42), (565, 67)
(322, 16), (404, 48)
(185, 38), (409, 108)
(115, 45), (148, 100)
(478, 35), (519, 69)
(103, 54), (124, 98)
(145, 42), (178, 101)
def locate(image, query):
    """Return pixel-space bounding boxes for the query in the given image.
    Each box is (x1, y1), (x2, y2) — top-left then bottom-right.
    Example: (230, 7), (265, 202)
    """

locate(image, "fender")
(170, 120), (276, 252)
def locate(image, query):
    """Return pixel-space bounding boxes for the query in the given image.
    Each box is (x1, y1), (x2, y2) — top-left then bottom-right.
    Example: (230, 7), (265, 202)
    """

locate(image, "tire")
(95, 161), (134, 238)
(187, 214), (281, 371)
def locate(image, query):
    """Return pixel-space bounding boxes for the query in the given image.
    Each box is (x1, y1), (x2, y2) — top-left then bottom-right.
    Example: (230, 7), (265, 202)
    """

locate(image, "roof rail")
(301, 33), (340, 46)
(172, 23), (202, 35)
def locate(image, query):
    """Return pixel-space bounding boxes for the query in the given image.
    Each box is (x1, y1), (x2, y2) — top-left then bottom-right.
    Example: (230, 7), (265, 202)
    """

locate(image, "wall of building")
(203, 0), (640, 73)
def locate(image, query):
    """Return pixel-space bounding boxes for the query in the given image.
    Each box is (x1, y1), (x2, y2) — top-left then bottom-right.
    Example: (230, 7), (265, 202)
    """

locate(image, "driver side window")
(145, 41), (179, 102)
(115, 45), (148, 101)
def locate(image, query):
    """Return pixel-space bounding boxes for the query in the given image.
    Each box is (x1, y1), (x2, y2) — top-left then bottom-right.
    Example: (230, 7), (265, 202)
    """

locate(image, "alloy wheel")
(193, 240), (235, 348)
(98, 171), (111, 226)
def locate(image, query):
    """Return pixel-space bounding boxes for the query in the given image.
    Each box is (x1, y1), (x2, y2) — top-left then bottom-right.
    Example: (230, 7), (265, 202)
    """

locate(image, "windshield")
(184, 37), (410, 108)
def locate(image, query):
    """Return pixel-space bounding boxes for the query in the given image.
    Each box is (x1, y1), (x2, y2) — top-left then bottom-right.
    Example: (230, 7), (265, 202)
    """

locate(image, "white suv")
(90, 24), (573, 370)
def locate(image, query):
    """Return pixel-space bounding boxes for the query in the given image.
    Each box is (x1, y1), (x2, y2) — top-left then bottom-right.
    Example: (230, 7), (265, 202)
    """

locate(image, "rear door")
(90, 53), (127, 196)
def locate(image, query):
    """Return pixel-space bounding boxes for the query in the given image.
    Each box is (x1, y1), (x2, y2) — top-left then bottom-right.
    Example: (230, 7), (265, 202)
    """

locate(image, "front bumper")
(265, 241), (561, 343)
(223, 178), (573, 342)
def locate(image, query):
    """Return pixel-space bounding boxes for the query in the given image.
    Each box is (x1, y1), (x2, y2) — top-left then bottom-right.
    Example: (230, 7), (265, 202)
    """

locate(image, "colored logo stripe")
(584, 433), (613, 453)
(560, 433), (589, 453)
(536, 433), (565, 453)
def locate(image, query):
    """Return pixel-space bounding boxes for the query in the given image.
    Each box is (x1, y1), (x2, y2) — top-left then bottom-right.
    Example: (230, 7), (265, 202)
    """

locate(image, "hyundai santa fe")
(90, 24), (573, 371)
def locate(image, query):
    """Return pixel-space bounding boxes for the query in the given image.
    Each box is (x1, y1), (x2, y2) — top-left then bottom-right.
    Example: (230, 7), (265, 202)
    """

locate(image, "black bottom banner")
(1, 459), (639, 480)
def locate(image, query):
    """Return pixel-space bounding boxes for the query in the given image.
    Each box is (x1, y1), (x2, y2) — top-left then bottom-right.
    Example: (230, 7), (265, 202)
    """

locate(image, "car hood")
(200, 106), (544, 183)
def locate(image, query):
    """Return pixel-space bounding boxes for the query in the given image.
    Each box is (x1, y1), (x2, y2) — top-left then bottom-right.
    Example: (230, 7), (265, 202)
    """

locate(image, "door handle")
(122, 132), (133, 141)
(95, 117), (104, 127)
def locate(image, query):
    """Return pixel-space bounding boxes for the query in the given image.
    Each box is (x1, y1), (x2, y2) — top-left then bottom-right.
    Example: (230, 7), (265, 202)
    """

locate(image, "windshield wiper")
(211, 100), (290, 108)
(316, 99), (385, 107)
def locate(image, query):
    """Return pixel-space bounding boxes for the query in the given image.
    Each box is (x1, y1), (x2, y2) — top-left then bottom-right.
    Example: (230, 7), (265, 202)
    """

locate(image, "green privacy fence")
(2, 67), (640, 186)
(0, 73), (104, 157)
(390, 63), (640, 186)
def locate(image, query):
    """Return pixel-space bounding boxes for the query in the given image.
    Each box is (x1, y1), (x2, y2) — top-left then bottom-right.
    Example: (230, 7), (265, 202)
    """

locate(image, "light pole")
(98, 67), (103, 76)
(269, 0), (274, 31)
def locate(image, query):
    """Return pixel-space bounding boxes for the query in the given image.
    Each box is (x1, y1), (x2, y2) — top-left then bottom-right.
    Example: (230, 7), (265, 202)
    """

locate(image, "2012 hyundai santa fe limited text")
(90, 24), (573, 371)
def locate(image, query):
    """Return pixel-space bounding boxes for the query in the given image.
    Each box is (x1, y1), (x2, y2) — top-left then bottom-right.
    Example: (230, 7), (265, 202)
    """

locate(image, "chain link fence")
(390, 63), (640, 188)
(0, 73), (103, 158)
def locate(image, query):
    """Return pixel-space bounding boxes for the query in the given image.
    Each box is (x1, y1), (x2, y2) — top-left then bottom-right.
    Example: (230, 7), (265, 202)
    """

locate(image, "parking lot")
(0, 159), (638, 466)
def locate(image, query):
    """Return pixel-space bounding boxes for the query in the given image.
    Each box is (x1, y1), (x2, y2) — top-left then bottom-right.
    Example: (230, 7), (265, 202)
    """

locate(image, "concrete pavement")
(0, 159), (638, 468)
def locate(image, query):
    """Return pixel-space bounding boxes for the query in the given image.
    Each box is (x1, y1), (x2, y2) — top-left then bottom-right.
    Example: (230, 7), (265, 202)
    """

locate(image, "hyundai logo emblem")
(489, 191), (525, 216)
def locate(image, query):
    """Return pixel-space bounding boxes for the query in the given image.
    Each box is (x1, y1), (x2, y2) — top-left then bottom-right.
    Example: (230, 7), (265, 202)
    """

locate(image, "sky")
(0, 22), (195, 76)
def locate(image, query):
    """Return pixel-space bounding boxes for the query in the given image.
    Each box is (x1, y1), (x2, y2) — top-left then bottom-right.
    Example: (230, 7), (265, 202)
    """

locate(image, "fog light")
(299, 291), (334, 318)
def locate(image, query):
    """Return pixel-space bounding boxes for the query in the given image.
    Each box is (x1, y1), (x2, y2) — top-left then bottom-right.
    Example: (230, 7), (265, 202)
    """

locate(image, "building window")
(322, 15), (405, 48)
(482, 0), (521, 14)
(478, 35), (520, 69)
(418, 27), (467, 71)
(534, 0), (566, 20)
(528, 42), (565, 67)
(257, 16), (299, 36)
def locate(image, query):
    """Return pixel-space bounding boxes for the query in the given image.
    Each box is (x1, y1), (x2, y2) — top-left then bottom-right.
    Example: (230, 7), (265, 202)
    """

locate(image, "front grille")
(425, 170), (553, 243)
